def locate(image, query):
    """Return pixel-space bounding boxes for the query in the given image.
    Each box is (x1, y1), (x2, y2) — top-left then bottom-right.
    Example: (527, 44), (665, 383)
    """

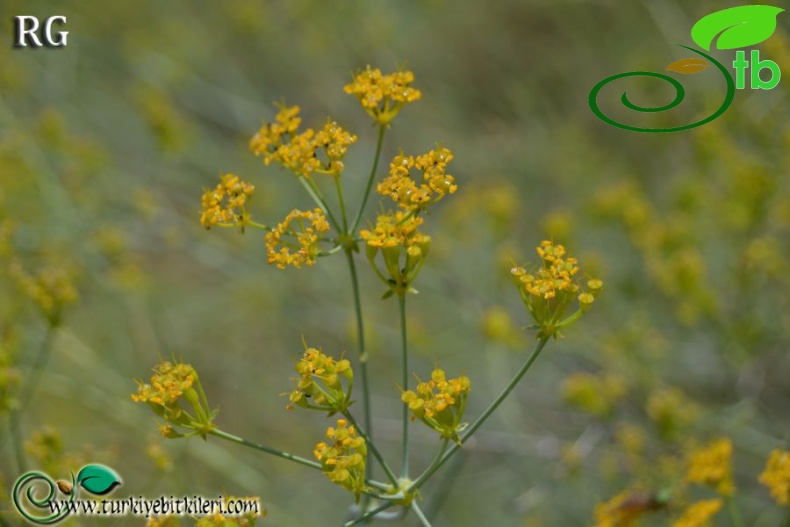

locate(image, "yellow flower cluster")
(360, 211), (431, 295)
(287, 346), (353, 414)
(511, 241), (601, 338)
(131, 360), (216, 438)
(9, 259), (79, 326)
(250, 105), (356, 178)
(265, 208), (330, 269)
(593, 491), (665, 527)
(671, 499), (722, 527)
(199, 173), (255, 229)
(401, 368), (471, 443)
(561, 372), (627, 418)
(759, 449), (790, 506)
(313, 418), (368, 501)
(646, 387), (699, 441)
(377, 148), (457, 211)
(343, 67), (421, 124)
(685, 438), (734, 496)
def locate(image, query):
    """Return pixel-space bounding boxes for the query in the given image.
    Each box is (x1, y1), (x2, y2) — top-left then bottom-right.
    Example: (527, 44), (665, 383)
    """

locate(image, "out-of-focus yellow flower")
(759, 449), (790, 506)
(9, 258), (79, 327)
(401, 368), (470, 443)
(343, 67), (421, 125)
(561, 372), (626, 418)
(593, 490), (667, 527)
(264, 208), (330, 269)
(646, 387), (698, 441)
(377, 148), (456, 211)
(671, 499), (722, 527)
(685, 438), (735, 496)
(314, 419), (368, 501)
(200, 173), (255, 230)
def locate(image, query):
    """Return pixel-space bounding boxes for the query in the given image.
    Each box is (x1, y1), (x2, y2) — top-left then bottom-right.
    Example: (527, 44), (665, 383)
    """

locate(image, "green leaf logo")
(691, 5), (784, 51)
(75, 465), (122, 496)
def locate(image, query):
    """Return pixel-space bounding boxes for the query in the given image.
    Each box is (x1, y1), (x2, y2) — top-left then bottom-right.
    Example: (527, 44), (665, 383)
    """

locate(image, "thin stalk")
(344, 250), (374, 478)
(411, 502), (433, 527)
(335, 176), (349, 232)
(1, 326), (57, 465)
(344, 501), (394, 527)
(398, 294), (410, 479)
(351, 125), (386, 233)
(410, 439), (449, 490)
(410, 337), (549, 491)
(726, 497), (744, 527)
(342, 411), (399, 487)
(209, 428), (322, 471)
(298, 176), (341, 232)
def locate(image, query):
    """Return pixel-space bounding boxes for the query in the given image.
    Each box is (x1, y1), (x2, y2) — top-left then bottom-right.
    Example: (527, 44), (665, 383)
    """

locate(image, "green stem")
(410, 337), (550, 491)
(398, 293), (410, 479)
(299, 176), (341, 232)
(410, 439), (449, 491)
(344, 250), (374, 478)
(411, 502), (433, 527)
(344, 501), (394, 527)
(351, 125), (386, 233)
(342, 411), (399, 486)
(726, 497), (744, 527)
(2, 326), (57, 469)
(335, 176), (349, 232)
(209, 428), (322, 471)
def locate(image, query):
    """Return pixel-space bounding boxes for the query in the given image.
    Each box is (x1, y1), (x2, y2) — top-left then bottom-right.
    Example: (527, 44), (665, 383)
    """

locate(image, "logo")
(589, 5), (784, 133)
(12, 464), (122, 524)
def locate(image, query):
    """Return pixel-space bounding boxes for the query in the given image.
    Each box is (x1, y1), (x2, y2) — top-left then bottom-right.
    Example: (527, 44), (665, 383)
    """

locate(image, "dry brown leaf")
(666, 58), (709, 74)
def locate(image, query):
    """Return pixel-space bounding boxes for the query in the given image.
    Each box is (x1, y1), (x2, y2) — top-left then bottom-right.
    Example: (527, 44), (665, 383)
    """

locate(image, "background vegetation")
(1, 0), (789, 525)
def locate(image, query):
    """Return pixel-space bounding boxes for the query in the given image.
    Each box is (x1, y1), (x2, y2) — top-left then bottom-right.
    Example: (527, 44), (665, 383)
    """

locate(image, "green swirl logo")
(589, 5), (784, 133)
(12, 465), (122, 524)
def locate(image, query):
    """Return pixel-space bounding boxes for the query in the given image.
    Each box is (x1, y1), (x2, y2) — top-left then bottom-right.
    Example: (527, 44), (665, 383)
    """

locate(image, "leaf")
(691, 5), (784, 51)
(75, 465), (122, 496)
(667, 58), (709, 74)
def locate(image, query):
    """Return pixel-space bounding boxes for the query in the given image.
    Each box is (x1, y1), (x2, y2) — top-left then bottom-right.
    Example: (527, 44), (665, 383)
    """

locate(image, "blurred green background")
(1, 0), (789, 525)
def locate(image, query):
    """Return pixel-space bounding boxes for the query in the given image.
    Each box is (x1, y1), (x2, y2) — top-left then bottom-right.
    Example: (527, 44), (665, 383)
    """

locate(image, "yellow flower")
(265, 208), (330, 269)
(132, 360), (216, 438)
(685, 438), (734, 496)
(343, 66), (421, 124)
(377, 148), (456, 211)
(250, 104), (356, 178)
(561, 372), (626, 418)
(401, 368), (471, 443)
(200, 173), (255, 230)
(671, 499), (722, 527)
(593, 490), (666, 527)
(360, 210), (431, 296)
(646, 387), (699, 441)
(9, 258), (79, 326)
(287, 346), (353, 414)
(759, 449), (790, 505)
(511, 241), (601, 338)
(249, 103), (301, 157)
(313, 419), (368, 501)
